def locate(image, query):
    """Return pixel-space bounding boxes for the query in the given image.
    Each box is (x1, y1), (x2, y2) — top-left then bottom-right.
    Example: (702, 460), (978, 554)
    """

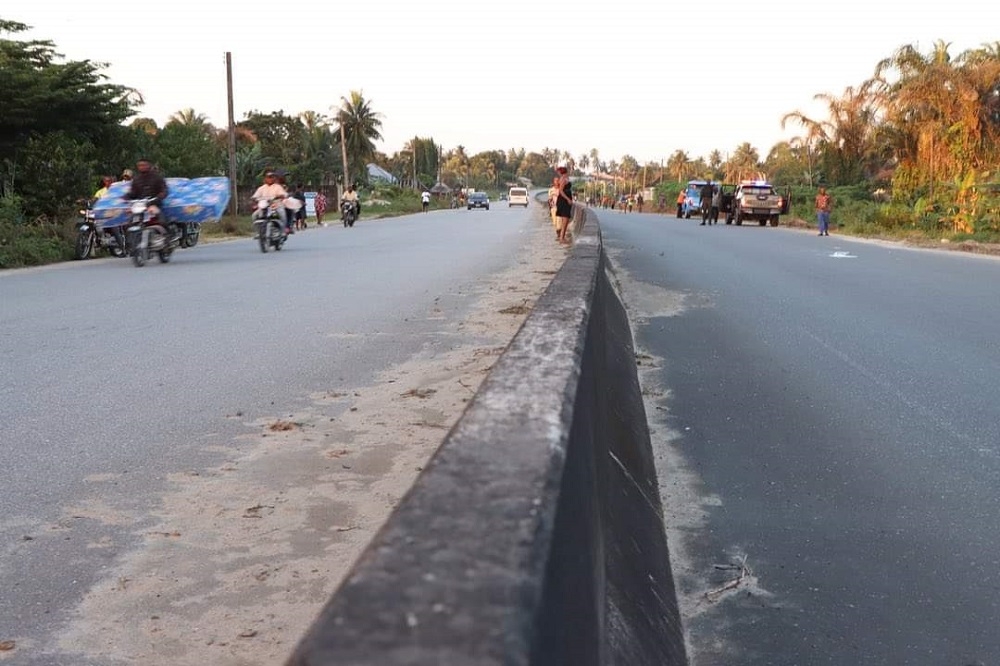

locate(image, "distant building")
(366, 163), (398, 184)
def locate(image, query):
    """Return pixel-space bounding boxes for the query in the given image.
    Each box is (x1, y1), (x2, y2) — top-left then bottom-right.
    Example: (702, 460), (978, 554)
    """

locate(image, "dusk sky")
(11, 1), (999, 165)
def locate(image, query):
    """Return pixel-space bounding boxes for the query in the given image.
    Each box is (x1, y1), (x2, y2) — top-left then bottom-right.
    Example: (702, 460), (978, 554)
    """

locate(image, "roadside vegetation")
(3, 15), (998, 268)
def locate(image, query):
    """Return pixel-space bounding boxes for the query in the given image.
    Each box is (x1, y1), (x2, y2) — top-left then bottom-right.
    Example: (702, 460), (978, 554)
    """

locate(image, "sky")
(9, 1), (1000, 167)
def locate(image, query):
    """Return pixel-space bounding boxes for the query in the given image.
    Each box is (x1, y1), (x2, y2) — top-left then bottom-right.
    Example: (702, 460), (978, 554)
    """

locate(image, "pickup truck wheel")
(759, 219), (767, 227)
(769, 215), (779, 227)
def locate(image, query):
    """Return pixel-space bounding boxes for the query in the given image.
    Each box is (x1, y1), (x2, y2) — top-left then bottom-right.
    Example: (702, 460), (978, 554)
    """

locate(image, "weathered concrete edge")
(285, 205), (686, 665)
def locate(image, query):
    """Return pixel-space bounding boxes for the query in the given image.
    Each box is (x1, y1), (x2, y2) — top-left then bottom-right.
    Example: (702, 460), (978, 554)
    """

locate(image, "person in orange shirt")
(676, 189), (686, 218)
(815, 186), (833, 236)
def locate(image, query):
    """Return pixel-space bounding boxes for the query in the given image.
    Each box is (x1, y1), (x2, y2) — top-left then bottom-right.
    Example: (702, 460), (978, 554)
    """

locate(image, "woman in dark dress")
(554, 166), (573, 245)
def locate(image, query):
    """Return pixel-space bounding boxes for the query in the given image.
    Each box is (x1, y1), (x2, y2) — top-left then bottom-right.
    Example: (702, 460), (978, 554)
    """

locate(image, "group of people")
(547, 166), (574, 245)
(594, 193), (644, 212)
(249, 171), (350, 233)
(698, 180), (723, 225)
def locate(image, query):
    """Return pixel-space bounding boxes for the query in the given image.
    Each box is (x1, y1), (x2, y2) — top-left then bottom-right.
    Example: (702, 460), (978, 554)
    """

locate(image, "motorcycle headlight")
(257, 200), (269, 210)
(130, 202), (146, 214)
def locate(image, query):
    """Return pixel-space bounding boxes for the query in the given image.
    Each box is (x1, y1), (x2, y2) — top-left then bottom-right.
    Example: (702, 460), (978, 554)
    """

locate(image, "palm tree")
(130, 117), (159, 136)
(334, 90), (384, 185)
(726, 143), (761, 183)
(666, 150), (690, 182)
(870, 40), (1000, 198)
(782, 82), (880, 184)
(167, 108), (212, 132)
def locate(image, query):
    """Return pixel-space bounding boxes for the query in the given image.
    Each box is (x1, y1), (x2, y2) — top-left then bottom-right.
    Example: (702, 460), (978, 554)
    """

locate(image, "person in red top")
(815, 186), (833, 236)
(314, 191), (328, 225)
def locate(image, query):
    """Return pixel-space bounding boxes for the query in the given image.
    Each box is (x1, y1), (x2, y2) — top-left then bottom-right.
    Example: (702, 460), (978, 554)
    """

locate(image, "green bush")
(0, 195), (76, 269)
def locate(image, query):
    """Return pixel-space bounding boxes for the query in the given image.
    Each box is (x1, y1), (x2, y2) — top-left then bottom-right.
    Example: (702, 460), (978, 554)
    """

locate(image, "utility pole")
(412, 136), (417, 190)
(339, 122), (349, 194)
(225, 52), (237, 217)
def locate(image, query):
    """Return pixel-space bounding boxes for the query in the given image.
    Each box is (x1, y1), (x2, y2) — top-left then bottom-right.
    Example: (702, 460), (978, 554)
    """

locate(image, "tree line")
(2, 17), (998, 233)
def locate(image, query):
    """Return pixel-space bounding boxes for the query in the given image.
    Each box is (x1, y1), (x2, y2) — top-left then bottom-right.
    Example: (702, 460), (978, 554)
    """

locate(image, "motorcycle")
(74, 200), (127, 259)
(341, 200), (357, 228)
(253, 197), (288, 252)
(125, 198), (180, 267)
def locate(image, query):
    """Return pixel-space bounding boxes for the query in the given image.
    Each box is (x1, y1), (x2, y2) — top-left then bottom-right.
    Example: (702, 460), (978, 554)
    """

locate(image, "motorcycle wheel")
(74, 230), (94, 260)
(181, 225), (200, 248)
(110, 229), (127, 258)
(272, 222), (284, 251)
(157, 247), (173, 263)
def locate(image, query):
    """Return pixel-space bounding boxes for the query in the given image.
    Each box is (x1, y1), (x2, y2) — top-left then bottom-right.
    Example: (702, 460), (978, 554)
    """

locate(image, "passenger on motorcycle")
(127, 159), (174, 238)
(342, 184), (360, 219)
(250, 171), (290, 233)
(93, 176), (114, 200)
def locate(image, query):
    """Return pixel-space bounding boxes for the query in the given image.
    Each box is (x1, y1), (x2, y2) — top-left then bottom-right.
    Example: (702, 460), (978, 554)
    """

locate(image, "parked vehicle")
(74, 200), (126, 259)
(680, 180), (711, 219)
(253, 198), (288, 252)
(125, 198), (179, 267)
(724, 180), (790, 226)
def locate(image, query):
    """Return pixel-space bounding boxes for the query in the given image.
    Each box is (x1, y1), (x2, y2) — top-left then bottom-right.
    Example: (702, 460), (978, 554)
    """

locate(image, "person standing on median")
(548, 177), (560, 238)
(815, 186), (832, 236)
(676, 189), (686, 217)
(554, 166), (573, 246)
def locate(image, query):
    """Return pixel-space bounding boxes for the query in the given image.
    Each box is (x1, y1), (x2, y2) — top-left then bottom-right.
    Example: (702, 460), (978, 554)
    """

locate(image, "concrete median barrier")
(286, 205), (687, 665)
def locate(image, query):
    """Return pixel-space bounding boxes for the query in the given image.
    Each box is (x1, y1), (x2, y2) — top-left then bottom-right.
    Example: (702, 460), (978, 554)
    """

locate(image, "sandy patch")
(55, 218), (566, 666)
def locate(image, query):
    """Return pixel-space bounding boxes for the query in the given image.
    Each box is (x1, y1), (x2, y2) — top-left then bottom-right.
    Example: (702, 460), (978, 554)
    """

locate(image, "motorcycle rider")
(250, 171), (290, 233)
(127, 158), (175, 240)
(342, 184), (360, 221)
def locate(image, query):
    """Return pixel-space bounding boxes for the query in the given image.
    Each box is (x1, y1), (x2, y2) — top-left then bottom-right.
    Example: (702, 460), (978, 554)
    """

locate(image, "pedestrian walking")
(314, 191), (328, 225)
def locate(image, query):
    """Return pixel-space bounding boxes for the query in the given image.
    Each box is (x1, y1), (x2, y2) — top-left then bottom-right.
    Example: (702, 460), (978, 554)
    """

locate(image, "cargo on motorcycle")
(91, 159), (231, 267)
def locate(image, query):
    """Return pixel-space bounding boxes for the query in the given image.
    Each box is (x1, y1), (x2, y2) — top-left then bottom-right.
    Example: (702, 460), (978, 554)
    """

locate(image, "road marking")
(830, 251), (857, 259)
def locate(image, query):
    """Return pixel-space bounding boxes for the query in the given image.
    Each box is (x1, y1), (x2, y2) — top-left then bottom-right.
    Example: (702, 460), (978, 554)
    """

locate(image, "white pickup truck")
(724, 180), (790, 227)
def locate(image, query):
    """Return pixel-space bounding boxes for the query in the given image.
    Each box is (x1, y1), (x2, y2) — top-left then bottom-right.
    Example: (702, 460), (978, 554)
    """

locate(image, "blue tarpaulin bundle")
(93, 177), (231, 229)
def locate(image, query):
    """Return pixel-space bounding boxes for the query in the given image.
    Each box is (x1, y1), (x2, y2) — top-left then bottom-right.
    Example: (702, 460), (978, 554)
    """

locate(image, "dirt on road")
(52, 219), (567, 666)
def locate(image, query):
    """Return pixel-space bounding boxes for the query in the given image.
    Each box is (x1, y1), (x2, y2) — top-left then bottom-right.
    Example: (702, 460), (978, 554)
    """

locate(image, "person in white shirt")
(421, 190), (431, 212)
(251, 171), (289, 232)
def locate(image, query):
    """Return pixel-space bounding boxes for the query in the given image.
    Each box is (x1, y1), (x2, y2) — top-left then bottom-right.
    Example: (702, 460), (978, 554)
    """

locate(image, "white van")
(508, 187), (529, 207)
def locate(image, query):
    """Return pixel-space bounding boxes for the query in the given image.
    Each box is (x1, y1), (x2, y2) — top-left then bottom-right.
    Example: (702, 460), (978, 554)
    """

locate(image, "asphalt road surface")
(599, 208), (1000, 665)
(0, 202), (542, 664)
